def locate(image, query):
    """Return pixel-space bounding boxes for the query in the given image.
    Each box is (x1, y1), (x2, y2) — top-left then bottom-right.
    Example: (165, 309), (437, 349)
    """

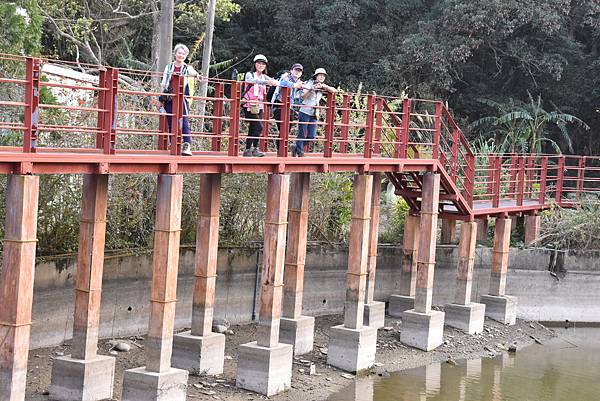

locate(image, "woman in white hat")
(241, 54), (279, 157)
(293, 67), (337, 157)
(160, 43), (199, 156)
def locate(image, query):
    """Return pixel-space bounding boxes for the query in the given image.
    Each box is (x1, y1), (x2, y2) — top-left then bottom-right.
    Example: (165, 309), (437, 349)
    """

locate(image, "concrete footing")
(363, 301), (385, 329)
(388, 295), (415, 317)
(400, 310), (444, 351)
(327, 324), (377, 372)
(480, 295), (517, 325)
(121, 366), (188, 401)
(49, 355), (115, 401)
(171, 331), (225, 375)
(279, 316), (315, 356)
(236, 341), (293, 396)
(444, 303), (485, 334)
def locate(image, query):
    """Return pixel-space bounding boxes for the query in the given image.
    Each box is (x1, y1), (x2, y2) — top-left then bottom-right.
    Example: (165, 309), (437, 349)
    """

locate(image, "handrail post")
(556, 155), (565, 205)
(23, 57), (41, 153)
(466, 152), (475, 206)
(400, 99), (411, 158)
(103, 68), (118, 155)
(259, 102), (270, 153)
(576, 156), (586, 201)
(432, 102), (442, 159)
(170, 74), (184, 156)
(96, 69), (107, 149)
(340, 94), (350, 154)
(211, 82), (224, 152)
(492, 156), (502, 208)
(373, 97), (383, 156)
(451, 127), (460, 179)
(363, 94), (375, 158)
(487, 155), (495, 199)
(516, 157), (525, 206)
(228, 82), (241, 156)
(324, 92), (336, 157)
(508, 155), (518, 199)
(539, 156), (548, 204)
(278, 87), (291, 158)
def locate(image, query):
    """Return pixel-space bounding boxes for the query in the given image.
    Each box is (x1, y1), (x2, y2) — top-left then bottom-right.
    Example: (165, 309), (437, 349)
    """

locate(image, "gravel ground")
(25, 309), (556, 400)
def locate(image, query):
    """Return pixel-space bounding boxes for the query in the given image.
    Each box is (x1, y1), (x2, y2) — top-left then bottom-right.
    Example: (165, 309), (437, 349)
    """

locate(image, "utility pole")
(198, 0), (217, 132)
(157, 0), (174, 74)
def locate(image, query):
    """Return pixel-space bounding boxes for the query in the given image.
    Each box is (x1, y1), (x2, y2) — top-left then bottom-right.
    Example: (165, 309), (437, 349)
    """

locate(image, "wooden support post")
(365, 172), (382, 305)
(282, 173), (310, 320)
(0, 175), (39, 401)
(344, 174), (373, 329)
(489, 216), (511, 297)
(146, 174), (184, 373)
(440, 219), (457, 244)
(414, 173), (441, 314)
(454, 221), (477, 305)
(524, 214), (540, 246)
(476, 218), (488, 242)
(72, 175), (109, 360)
(191, 174), (221, 336)
(400, 214), (420, 297)
(256, 174), (290, 348)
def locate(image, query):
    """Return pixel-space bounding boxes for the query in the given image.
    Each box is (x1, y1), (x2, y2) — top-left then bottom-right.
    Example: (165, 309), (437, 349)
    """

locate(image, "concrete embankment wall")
(30, 245), (600, 349)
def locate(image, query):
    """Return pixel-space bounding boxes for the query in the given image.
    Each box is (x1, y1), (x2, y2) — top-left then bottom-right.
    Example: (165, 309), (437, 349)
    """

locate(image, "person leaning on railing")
(270, 63), (305, 149)
(241, 54), (302, 157)
(159, 43), (199, 156)
(292, 68), (337, 157)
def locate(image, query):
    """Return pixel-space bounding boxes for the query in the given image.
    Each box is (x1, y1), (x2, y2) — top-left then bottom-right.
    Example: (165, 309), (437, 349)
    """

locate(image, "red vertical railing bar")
(373, 97), (383, 156)
(492, 156), (502, 208)
(539, 156), (548, 204)
(576, 157), (586, 201)
(340, 94), (350, 154)
(363, 94), (375, 158)
(277, 87), (291, 158)
(432, 102), (442, 159)
(211, 82), (224, 152)
(508, 155), (518, 199)
(400, 99), (411, 158)
(228, 82), (241, 156)
(516, 157), (525, 206)
(466, 152), (475, 206)
(526, 155), (535, 197)
(169, 74), (184, 156)
(487, 156), (495, 198)
(103, 68), (118, 155)
(324, 92), (336, 158)
(451, 126), (460, 180)
(259, 102), (270, 152)
(556, 155), (565, 205)
(95, 69), (107, 149)
(23, 57), (41, 153)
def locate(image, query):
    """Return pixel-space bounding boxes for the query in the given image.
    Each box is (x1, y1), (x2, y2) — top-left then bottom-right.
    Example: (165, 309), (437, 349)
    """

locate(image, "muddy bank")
(26, 310), (555, 401)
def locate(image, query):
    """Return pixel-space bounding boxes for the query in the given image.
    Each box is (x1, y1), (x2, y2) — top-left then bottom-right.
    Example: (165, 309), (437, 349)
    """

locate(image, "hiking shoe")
(252, 147), (265, 157)
(242, 148), (254, 157)
(181, 142), (192, 156)
(289, 143), (297, 157)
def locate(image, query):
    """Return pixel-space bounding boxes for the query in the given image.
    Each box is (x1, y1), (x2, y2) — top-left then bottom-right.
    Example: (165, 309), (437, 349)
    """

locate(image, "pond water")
(328, 328), (600, 401)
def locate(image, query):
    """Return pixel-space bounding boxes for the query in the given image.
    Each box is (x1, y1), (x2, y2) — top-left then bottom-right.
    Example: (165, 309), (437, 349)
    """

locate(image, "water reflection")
(328, 328), (600, 401)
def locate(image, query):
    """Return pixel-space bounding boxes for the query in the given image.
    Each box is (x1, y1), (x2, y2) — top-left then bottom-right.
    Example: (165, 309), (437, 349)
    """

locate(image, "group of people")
(159, 44), (337, 157)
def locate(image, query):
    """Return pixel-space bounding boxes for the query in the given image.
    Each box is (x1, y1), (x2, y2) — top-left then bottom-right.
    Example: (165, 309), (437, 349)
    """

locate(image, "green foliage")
(538, 202), (600, 250)
(379, 192), (409, 244)
(0, 1), (42, 55)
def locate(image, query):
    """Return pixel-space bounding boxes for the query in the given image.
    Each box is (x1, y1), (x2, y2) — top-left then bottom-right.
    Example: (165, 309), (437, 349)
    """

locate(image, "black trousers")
(244, 108), (263, 149)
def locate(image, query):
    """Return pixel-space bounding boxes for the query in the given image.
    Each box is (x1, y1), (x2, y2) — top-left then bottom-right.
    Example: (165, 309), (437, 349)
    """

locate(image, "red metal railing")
(1, 54), (598, 214)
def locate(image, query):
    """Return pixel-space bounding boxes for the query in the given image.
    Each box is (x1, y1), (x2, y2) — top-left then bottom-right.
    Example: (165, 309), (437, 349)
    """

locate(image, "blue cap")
(292, 63), (303, 71)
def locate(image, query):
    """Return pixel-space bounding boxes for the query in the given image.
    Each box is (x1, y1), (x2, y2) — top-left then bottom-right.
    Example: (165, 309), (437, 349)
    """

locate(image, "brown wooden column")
(256, 174), (290, 348)
(454, 221), (477, 305)
(191, 174), (221, 336)
(524, 214), (540, 246)
(282, 172), (310, 320)
(344, 174), (373, 329)
(146, 174), (184, 373)
(0, 175), (39, 401)
(71, 174), (109, 360)
(476, 218), (489, 242)
(489, 216), (511, 296)
(400, 214), (420, 297)
(440, 219), (457, 244)
(414, 173), (441, 314)
(365, 172), (382, 305)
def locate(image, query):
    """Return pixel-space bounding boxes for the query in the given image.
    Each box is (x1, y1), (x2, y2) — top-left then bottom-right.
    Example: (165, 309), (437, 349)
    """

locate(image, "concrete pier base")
(121, 366), (188, 401)
(236, 341), (293, 396)
(400, 310), (444, 351)
(49, 355), (115, 401)
(279, 316), (314, 356)
(327, 325), (377, 372)
(171, 331), (225, 375)
(388, 295), (415, 317)
(444, 303), (485, 334)
(480, 295), (517, 325)
(363, 301), (385, 329)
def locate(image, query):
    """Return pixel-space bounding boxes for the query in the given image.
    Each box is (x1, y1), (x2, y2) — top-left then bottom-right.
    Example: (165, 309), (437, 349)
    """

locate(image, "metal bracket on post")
(102, 68), (118, 155)
(340, 94), (350, 154)
(373, 97), (383, 156)
(24, 57), (41, 153)
(324, 93), (336, 157)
